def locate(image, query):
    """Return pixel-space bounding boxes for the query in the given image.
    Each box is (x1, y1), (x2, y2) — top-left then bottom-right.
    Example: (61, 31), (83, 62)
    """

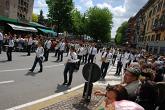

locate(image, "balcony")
(153, 15), (165, 31)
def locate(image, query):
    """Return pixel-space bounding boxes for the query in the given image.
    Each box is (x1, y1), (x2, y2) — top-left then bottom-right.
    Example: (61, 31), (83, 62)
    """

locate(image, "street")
(0, 52), (88, 110)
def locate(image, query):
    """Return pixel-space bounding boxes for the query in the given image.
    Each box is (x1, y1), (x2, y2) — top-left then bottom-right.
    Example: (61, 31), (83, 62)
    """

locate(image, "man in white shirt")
(56, 40), (65, 62)
(88, 43), (97, 63)
(27, 36), (33, 56)
(63, 46), (78, 87)
(100, 48), (112, 79)
(77, 44), (84, 70)
(29, 43), (44, 73)
(7, 36), (14, 61)
(44, 38), (52, 61)
(0, 30), (3, 54)
(82, 44), (88, 64)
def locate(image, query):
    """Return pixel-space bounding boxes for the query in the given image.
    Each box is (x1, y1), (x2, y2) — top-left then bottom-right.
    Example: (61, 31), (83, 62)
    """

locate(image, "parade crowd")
(0, 30), (165, 110)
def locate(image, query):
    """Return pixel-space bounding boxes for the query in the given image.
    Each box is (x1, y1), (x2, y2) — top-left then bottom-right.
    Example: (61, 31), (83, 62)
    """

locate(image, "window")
(151, 35), (155, 41)
(6, 0), (9, 10)
(160, 47), (165, 55)
(147, 35), (151, 41)
(149, 10), (152, 17)
(156, 34), (161, 41)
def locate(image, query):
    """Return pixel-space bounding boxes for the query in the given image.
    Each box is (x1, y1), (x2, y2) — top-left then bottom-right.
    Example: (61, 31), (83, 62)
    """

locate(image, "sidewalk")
(9, 65), (122, 110)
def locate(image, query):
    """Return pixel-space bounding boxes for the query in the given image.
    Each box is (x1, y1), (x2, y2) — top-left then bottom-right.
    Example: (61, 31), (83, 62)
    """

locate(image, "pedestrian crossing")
(94, 65), (122, 86)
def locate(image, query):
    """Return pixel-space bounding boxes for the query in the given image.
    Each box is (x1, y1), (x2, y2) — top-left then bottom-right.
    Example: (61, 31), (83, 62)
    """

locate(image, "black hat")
(126, 67), (141, 77)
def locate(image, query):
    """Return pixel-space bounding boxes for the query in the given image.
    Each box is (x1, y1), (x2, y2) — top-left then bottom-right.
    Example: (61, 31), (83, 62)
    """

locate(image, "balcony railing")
(152, 15), (165, 31)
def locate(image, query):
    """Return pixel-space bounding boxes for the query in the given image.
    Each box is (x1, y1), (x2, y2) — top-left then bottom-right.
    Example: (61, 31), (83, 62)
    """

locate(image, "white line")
(0, 80), (15, 84)
(0, 64), (64, 73)
(6, 84), (84, 110)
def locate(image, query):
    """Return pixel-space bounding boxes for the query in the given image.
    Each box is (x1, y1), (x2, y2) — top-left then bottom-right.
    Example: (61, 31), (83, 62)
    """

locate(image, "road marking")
(0, 64), (64, 73)
(0, 80), (15, 84)
(6, 64), (117, 110)
(6, 84), (84, 110)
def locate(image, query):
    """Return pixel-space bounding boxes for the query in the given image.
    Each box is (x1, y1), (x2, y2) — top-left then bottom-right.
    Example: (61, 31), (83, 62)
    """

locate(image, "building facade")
(133, 0), (165, 55)
(0, 0), (34, 22)
(126, 17), (136, 47)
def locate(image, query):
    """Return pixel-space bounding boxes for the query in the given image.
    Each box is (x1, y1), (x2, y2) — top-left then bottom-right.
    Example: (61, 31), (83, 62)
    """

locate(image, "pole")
(84, 63), (93, 102)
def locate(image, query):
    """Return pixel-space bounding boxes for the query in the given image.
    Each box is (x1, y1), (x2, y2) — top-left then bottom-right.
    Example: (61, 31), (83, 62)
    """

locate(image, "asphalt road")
(0, 52), (98, 110)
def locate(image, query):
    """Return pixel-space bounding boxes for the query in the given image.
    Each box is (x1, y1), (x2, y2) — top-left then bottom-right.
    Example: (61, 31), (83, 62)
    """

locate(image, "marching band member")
(100, 48), (112, 79)
(63, 46), (78, 87)
(29, 43), (44, 73)
(88, 43), (97, 63)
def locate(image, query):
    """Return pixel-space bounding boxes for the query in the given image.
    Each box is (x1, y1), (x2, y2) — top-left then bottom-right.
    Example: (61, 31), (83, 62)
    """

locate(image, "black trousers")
(31, 57), (43, 72)
(115, 61), (123, 75)
(101, 62), (110, 78)
(55, 49), (59, 57)
(27, 45), (32, 55)
(63, 63), (75, 85)
(7, 47), (13, 61)
(112, 55), (117, 65)
(57, 50), (64, 61)
(88, 55), (95, 63)
(0, 40), (2, 54)
(77, 55), (82, 69)
(44, 48), (50, 61)
(82, 54), (88, 63)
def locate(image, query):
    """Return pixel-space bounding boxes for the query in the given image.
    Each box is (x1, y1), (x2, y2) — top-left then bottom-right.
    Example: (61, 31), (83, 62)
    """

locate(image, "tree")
(46, 0), (74, 37)
(115, 21), (128, 45)
(71, 9), (86, 37)
(38, 10), (44, 25)
(32, 13), (38, 22)
(85, 7), (113, 42)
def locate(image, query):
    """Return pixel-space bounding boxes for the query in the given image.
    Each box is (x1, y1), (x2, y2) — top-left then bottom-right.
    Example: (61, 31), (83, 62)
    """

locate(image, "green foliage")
(115, 21), (128, 45)
(32, 13), (38, 22)
(46, 0), (74, 33)
(86, 7), (113, 42)
(38, 10), (44, 25)
(115, 33), (123, 45)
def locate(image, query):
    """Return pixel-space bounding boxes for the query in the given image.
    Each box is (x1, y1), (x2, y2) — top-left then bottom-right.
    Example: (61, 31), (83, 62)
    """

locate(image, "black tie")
(91, 47), (93, 55)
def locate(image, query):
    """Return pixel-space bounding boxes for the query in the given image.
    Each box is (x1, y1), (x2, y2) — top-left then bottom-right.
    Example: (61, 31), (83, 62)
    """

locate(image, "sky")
(33, 0), (148, 38)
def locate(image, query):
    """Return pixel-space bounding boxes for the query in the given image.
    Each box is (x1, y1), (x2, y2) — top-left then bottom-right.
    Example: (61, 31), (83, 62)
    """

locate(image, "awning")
(38, 28), (57, 36)
(8, 23), (38, 32)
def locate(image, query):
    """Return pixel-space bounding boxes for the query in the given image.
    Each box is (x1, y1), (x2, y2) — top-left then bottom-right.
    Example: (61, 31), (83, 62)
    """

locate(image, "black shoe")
(67, 83), (71, 87)
(38, 70), (42, 73)
(29, 69), (33, 72)
(62, 82), (67, 85)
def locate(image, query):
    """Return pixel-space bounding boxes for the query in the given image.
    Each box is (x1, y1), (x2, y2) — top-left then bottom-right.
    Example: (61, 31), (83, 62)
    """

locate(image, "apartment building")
(0, 0), (34, 22)
(133, 0), (165, 55)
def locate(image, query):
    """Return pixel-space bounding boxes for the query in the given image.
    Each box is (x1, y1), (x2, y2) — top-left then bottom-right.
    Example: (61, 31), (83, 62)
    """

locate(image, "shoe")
(62, 82), (67, 85)
(29, 69), (33, 72)
(67, 83), (71, 87)
(38, 71), (42, 73)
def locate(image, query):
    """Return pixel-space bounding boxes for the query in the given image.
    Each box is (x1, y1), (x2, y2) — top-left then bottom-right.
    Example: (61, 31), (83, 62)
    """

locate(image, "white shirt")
(77, 47), (84, 56)
(68, 52), (78, 63)
(44, 40), (52, 49)
(8, 39), (14, 47)
(28, 38), (33, 45)
(82, 47), (88, 55)
(59, 42), (65, 51)
(0, 32), (3, 41)
(36, 47), (44, 58)
(89, 47), (97, 55)
(101, 52), (113, 63)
